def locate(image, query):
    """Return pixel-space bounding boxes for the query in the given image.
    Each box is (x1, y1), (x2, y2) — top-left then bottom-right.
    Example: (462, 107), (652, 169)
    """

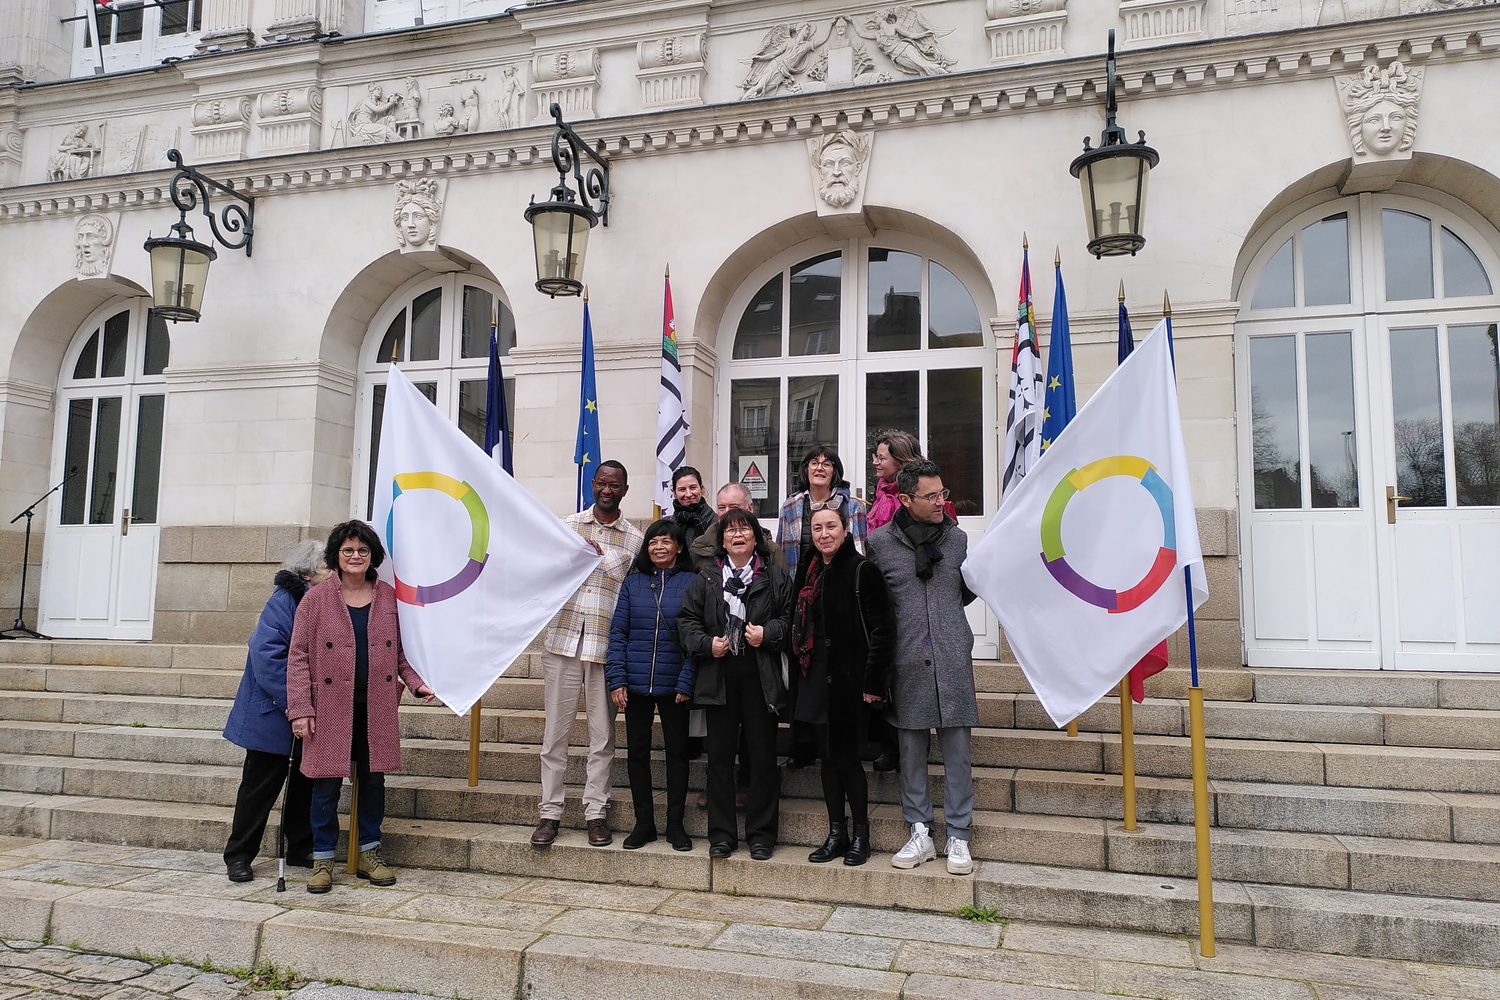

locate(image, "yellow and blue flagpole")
(575, 289), (600, 513)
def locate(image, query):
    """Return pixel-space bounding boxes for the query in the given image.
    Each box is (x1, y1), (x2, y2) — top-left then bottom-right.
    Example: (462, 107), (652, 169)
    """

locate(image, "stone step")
(1252, 667), (1500, 710)
(0, 663), (241, 699)
(0, 640), (244, 671)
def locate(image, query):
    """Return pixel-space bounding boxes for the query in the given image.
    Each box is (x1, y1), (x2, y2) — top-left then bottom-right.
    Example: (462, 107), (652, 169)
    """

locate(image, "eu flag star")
(585, 399), (597, 413)
(580, 452), (590, 464)
(1041, 438), (1051, 450)
(1049, 375), (1062, 390)
(1042, 407), (1050, 420)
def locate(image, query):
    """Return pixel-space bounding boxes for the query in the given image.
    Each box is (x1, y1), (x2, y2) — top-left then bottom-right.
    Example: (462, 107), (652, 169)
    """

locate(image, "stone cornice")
(0, 378), (54, 409)
(163, 358), (356, 394)
(3, 6), (1497, 222)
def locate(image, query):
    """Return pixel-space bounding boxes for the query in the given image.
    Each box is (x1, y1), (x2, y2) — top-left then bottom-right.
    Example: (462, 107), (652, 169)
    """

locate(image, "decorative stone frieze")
(1336, 58), (1422, 193)
(985, 0), (1067, 64)
(533, 47), (600, 120)
(72, 212), (119, 281)
(192, 96), (253, 161)
(637, 33), (707, 109)
(738, 7), (954, 101)
(494, 65), (527, 130)
(346, 79), (424, 145)
(46, 123), (99, 181)
(259, 85), (323, 154)
(1120, 0), (1206, 43)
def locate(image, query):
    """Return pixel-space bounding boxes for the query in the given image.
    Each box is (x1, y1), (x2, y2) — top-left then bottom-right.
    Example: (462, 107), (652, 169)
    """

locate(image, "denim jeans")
(308, 706), (385, 859)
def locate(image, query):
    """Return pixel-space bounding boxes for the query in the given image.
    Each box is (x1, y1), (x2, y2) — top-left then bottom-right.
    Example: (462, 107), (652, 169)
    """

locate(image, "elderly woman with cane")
(222, 540), (329, 883)
(287, 521), (434, 893)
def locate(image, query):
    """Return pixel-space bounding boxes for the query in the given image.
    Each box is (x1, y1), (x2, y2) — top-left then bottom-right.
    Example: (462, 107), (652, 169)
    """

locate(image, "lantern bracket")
(544, 103), (610, 227)
(164, 148), (255, 256)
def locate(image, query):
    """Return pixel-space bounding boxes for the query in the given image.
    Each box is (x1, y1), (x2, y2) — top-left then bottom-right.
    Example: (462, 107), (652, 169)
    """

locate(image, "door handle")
(1385, 487), (1411, 524)
(121, 508), (133, 536)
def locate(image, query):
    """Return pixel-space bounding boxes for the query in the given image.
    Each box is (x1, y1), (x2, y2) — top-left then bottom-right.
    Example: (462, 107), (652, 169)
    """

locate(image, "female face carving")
(397, 204), (433, 247)
(1360, 98), (1408, 156)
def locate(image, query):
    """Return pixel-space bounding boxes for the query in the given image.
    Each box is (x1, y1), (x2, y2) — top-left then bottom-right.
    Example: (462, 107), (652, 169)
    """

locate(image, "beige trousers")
(538, 651), (615, 821)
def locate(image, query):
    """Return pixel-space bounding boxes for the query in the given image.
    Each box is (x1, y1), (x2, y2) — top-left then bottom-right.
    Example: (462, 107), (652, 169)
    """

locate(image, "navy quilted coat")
(605, 567), (697, 697)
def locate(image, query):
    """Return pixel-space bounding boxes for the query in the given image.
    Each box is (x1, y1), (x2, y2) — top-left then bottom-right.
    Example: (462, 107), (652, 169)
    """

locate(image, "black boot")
(623, 821), (657, 850)
(808, 822), (849, 863)
(843, 824), (871, 866)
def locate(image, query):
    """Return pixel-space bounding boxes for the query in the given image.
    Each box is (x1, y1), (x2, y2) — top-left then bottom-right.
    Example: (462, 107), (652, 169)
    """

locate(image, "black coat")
(791, 537), (896, 747)
(678, 555), (793, 714)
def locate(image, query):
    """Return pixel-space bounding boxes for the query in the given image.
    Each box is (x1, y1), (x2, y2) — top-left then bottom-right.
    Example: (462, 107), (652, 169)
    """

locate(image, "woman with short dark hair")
(286, 521), (434, 893)
(678, 508), (792, 860)
(606, 519), (698, 852)
(775, 444), (868, 570)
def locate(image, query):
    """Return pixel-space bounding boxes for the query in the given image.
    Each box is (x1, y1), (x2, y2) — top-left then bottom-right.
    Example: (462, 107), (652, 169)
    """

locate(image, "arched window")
(353, 273), (515, 518)
(42, 298), (170, 638)
(1236, 194), (1500, 670)
(718, 236), (995, 519)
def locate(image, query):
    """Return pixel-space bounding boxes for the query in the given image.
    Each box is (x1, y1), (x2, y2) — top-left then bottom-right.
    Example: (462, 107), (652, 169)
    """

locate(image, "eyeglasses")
(807, 458), (835, 469)
(808, 498), (841, 511)
(905, 489), (950, 504)
(722, 525), (755, 537)
(339, 547), (371, 558)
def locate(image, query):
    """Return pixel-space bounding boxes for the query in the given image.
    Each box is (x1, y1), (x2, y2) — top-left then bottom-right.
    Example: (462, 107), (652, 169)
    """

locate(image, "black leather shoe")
(808, 823), (849, 864)
(709, 842), (734, 859)
(749, 844), (774, 861)
(844, 824), (871, 867)
(225, 858), (254, 883)
(530, 818), (560, 847)
(872, 748), (899, 772)
(623, 823), (657, 850)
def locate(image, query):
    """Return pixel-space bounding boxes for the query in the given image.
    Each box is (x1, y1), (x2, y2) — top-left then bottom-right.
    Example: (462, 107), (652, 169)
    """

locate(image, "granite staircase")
(0, 638), (1498, 966)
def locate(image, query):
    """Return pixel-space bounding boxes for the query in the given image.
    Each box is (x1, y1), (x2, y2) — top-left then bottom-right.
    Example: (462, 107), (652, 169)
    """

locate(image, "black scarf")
(894, 508), (948, 581)
(672, 498), (715, 543)
(273, 569), (309, 604)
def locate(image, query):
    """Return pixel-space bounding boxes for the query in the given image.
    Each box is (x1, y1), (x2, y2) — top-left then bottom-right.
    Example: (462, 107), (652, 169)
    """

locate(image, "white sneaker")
(946, 837), (973, 875)
(892, 822), (936, 869)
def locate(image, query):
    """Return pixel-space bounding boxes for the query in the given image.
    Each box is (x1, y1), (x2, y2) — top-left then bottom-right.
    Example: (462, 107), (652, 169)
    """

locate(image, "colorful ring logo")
(1040, 455), (1175, 614)
(385, 472), (490, 606)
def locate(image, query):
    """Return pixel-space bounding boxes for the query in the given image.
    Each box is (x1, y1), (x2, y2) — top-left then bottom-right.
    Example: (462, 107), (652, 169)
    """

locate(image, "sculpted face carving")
(1360, 98), (1408, 157)
(73, 215), (114, 278)
(808, 130), (872, 210)
(393, 178), (442, 250)
(1338, 60), (1421, 159)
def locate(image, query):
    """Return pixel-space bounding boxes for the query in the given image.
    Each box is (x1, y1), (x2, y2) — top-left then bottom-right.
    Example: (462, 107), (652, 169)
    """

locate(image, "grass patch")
(954, 904), (1001, 923)
(228, 960), (306, 992)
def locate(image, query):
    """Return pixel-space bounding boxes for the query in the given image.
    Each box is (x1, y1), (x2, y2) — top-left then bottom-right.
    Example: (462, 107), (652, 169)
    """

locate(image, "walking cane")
(276, 737), (299, 893)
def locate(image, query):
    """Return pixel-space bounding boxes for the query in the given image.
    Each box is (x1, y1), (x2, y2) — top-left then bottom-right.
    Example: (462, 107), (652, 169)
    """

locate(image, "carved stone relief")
(46, 122), (182, 180)
(0, 128), (21, 187)
(1336, 59), (1422, 193)
(347, 79), (425, 144)
(394, 177), (444, 251)
(638, 33), (707, 109)
(259, 86), (323, 154)
(73, 213), (120, 281)
(1224, 0), (1403, 35)
(192, 96), (254, 161)
(47, 124), (99, 181)
(492, 65), (528, 130)
(985, 0), (1067, 64)
(807, 129), (873, 213)
(738, 7), (955, 101)
(533, 47), (600, 119)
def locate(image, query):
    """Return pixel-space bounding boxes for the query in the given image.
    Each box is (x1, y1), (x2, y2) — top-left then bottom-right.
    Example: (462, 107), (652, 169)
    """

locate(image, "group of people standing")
(218, 431), (980, 890)
(535, 434), (979, 874)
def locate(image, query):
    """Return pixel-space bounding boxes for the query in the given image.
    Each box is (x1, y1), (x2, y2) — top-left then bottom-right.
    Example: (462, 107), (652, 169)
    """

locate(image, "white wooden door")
(40, 301), (168, 640)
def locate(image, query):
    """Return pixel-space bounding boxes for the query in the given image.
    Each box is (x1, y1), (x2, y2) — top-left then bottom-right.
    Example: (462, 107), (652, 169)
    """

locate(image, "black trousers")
(705, 658), (779, 849)
(624, 691), (690, 830)
(813, 722), (869, 827)
(223, 742), (313, 864)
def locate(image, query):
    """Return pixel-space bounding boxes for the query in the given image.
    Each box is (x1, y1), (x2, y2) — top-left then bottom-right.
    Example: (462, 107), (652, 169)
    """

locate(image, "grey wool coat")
(866, 519), (979, 730)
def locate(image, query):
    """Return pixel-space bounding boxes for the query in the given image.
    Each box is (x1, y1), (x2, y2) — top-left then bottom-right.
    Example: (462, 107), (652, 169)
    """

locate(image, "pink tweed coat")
(285, 577), (426, 779)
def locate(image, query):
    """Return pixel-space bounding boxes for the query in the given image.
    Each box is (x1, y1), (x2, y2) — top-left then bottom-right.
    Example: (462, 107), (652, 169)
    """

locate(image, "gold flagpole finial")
(583, 285), (589, 303)
(664, 263), (670, 279)
(1022, 232), (1029, 251)
(1054, 246), (1061, 268)
(1118, 280), (1126, 304)
(1163, 290), (1172, 317)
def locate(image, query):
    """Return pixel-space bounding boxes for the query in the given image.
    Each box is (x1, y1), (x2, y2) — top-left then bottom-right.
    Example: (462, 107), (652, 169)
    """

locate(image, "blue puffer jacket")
(223, 570), (306, 754)
(605, 567), (696, 697)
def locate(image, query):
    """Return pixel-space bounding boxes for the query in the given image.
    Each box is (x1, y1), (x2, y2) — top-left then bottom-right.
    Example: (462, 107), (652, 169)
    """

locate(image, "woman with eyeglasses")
(286, 521), (435, 894)
(678, 508), (793, 860)
(775, 445), (868, 570)
(791, 505), (894, 866)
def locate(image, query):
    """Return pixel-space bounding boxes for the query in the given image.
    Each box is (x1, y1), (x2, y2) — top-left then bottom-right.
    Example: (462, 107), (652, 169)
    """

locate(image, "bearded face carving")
(807, 130), (872, 212)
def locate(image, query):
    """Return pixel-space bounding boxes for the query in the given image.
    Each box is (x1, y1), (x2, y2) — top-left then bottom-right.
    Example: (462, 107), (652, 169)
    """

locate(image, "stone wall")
(153, 524), (328, 644)
(0, 527), (43, 633)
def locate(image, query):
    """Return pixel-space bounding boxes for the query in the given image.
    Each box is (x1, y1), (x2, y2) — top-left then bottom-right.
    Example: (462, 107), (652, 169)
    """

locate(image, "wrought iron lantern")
(143, 149), (254, 322)
(1070, 31), (1160, 258)
(525, 103), (610, 297)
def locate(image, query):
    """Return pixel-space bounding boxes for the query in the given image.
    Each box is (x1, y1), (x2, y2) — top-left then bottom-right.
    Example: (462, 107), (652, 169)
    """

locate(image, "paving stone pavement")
(0, 838), (1492, 1000)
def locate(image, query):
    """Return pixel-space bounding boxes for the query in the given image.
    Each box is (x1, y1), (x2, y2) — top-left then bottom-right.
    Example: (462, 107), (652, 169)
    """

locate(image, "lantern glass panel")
(1080, 154), (1150, 245)
(531, 207), (592, 291)
(148, 241), (214, 320)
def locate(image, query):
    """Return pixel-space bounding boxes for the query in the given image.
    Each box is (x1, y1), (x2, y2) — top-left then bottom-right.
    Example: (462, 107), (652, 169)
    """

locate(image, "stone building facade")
(0, 0), (1496, 675)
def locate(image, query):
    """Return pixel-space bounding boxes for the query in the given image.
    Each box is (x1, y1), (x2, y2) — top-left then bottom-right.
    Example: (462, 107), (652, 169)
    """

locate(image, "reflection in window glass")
(60, 399), (93, 525)
(142, 312), (170, 376)
(1302, 214), (1351, 306)
(131, 395), (165, 524)
(730, 379), (781, 518)
(1384, 210), (1434, 301)
(73, 332), (99, 380)
(1449, 324), (1499, 506)
(1251, 238), (1294, 309)
(1250, 336), (1301, 508)
(377, 310), (405, 363)
(790, 254), (840, 356)
(89, 397), (123, 524)
(409, 288), (442, 362)
(928, 368), (983, 514)
(160, 0), (190, 33)
(787, 375), (839, 473)
(1389, 327), (1445, 506)
(929, 262), (984, 348)
(460, 287), (515, 360)
(868, 249), (921, 351)
(734, 275), (782, 360)
(114, 3), (143, 42)
(458, 380), (487, 449)
(865, 371), (919, 485)
(100, 311), (129, 378)
(1305, 333), (1359, 508)
(1442, 228), (1493, 298)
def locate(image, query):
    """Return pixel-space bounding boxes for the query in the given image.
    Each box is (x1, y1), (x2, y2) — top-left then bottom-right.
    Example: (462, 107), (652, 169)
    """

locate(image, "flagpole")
(658, 264), (667, 525)
(1165, 289), (1215, 958)
(1118, 678), (1137, 830)
(468, 703), (482, 787)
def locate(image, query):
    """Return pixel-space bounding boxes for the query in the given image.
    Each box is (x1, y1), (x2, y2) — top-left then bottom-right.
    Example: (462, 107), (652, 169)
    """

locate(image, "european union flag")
(574, 300), (600, 512)
(483, 316), (513, 475)
(1040, 255), (1075, 453)
(1117, 281), (1135, 364)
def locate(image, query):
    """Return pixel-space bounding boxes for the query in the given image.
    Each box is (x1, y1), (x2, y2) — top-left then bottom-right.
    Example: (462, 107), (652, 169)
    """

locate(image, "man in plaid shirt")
(532, 461), (645, 849)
